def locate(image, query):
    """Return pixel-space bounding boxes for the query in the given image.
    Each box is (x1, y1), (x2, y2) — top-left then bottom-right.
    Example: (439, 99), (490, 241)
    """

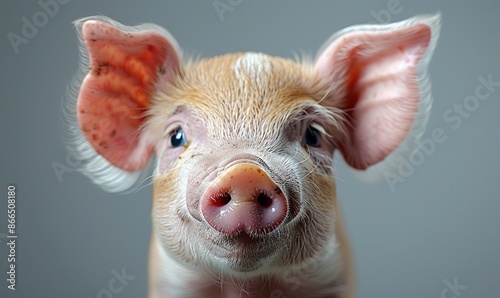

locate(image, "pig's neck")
(148, 235), (349, 298)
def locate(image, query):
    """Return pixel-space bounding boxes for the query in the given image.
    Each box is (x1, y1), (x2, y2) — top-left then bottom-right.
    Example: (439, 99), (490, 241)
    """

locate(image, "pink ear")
(76, 18), (181, 172)
(315, 15), (440, 169)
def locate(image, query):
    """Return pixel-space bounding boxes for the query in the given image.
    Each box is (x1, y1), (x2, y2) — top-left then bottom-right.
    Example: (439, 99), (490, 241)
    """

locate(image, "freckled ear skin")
(76, 18), (182, 172)
(315, 14), (440, 169)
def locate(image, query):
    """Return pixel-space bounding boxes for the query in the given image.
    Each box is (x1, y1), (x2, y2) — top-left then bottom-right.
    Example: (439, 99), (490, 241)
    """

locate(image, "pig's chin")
(203, 232), (281, 274)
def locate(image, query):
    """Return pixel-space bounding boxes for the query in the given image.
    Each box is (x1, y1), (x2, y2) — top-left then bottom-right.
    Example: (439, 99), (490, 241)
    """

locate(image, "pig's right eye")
(170, 128), (187, 148)
(303, 124), (321, 147)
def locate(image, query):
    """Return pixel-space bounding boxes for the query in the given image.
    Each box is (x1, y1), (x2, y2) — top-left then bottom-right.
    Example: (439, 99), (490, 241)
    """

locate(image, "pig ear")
(65, 16), (182, 192)
(315, 14), (440, 170)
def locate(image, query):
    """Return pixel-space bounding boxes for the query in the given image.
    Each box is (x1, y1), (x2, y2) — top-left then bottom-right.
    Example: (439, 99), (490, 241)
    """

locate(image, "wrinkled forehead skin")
(147, 52), (345, 146)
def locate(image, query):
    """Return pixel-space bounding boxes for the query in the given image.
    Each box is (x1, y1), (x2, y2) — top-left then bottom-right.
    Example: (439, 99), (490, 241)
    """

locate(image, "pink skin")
(77, 20), (181, 171)
(200, 163), (288, 236)
(315, 24), (432, 169)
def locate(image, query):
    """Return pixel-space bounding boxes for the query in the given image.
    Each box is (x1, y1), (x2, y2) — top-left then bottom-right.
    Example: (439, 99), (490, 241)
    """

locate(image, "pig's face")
(147, 53), (346, 275)
(69, 14), (440, 288)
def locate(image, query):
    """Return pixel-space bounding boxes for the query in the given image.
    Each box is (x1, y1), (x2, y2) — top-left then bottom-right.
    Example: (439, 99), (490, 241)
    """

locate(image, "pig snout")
(200, 163), (288, 235)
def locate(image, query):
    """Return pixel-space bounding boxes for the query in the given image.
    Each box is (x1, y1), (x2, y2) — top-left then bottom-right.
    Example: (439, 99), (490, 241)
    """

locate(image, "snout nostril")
(257, 192), (272, 208)
(201, 164), (289, 235)
(211, 192), (231, 206)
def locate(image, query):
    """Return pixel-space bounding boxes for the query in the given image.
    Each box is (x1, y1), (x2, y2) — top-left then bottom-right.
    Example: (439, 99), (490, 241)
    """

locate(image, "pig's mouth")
(231, 233), (257, 244)
(204, 231), (283, 272)
(209, 231), (278, 253)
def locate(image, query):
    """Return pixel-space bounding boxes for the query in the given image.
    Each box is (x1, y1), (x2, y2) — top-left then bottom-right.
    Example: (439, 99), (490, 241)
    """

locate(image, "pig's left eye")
(170, 128), (187, 147)
(303, 124), (321, 147)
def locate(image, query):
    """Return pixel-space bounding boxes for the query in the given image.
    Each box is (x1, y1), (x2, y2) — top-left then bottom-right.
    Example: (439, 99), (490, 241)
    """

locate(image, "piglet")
(67, 14), (440, 298)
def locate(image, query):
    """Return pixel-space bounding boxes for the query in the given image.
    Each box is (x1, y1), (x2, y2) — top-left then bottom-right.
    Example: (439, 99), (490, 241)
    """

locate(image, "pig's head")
(69, 15), (440, 279)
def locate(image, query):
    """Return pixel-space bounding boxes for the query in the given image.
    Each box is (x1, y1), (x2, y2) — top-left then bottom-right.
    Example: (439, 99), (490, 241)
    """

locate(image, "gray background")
(1, 1), (499, 297)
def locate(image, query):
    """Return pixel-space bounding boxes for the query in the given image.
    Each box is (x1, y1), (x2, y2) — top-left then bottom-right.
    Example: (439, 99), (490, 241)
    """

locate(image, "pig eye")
(170, 128), (187, 148)
(303, 124), (321, 147)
